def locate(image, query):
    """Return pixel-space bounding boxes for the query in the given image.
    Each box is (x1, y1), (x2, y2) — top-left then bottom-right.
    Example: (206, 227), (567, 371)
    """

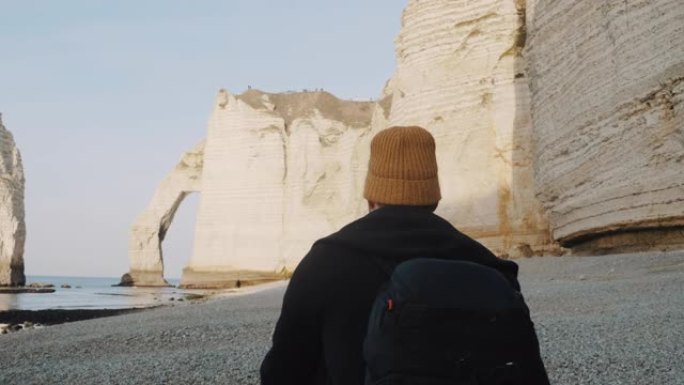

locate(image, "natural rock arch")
(120, 141), (204, 286)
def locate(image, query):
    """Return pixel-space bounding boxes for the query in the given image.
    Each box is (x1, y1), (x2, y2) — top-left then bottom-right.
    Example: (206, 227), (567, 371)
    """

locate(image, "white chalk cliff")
(123, 90), (384, 287)
(182, 90), (381, 287)
(0, 114), (26, 286)
(526, 0), (684, 251)
(384, 0), (553, 256)
(122, 0), (684, 287)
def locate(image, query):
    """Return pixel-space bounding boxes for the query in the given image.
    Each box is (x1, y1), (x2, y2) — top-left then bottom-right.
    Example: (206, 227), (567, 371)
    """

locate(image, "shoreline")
(0, 308), (148, 327)
(0, 281), (287, 331)
(0, 287), (56, 294)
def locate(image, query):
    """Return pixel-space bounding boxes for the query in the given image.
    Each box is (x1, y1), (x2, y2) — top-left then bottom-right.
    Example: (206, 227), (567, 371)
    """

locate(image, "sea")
(0, 276), (197, 311)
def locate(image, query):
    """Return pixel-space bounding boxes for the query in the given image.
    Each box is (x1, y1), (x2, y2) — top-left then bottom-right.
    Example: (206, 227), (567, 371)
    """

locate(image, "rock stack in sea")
(0, 113), (26, 287)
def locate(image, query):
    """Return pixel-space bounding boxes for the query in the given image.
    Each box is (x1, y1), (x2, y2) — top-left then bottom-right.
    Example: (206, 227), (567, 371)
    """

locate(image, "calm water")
(0, 276), (198, 311)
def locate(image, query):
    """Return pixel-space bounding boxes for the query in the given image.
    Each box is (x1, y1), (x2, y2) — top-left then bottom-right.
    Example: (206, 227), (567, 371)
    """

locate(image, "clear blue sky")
(0, 0), (406, 279)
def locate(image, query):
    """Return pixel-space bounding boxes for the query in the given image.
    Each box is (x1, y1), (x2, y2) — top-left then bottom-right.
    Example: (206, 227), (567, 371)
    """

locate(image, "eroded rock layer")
(526, 0), (684, 249)
(0, 114), (26, 286)
(384, 0), (553, 256)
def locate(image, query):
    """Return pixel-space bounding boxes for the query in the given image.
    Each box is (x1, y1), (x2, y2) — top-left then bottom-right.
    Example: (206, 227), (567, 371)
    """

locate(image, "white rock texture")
(526, 0), (684, 249)
(124, 141), (204, 286)
(384, 0), (553, 255)
(180, 90), (379, 288)
(0, 114), (26, 286)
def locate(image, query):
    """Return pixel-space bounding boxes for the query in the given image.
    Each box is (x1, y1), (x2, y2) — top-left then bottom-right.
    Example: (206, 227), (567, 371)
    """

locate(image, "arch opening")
(119, 140), (204, 287)
(159, 192), (199, 283)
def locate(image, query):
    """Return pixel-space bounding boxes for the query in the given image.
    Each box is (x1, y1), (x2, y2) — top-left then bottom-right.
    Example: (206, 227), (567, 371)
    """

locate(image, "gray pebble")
(0, 251), (682, 385)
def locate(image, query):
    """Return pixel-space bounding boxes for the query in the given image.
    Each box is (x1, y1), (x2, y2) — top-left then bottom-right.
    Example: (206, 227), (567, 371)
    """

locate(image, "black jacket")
(260, 206), (538, 385)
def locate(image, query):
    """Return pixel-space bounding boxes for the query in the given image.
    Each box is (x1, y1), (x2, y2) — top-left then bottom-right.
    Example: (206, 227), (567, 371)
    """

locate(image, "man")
(261, 126), (543, 384)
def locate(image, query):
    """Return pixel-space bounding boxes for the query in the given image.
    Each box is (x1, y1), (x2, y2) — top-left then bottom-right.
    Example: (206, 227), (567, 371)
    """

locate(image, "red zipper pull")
(387, 298), (394, 312)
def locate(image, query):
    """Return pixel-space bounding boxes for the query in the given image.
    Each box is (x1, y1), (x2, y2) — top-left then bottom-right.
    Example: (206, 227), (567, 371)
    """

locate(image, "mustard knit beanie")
(364, 126), (441, 206)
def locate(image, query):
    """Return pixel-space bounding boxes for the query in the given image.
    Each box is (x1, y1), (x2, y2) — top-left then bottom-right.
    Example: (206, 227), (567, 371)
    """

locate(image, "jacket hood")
(321, 206), (463, 259)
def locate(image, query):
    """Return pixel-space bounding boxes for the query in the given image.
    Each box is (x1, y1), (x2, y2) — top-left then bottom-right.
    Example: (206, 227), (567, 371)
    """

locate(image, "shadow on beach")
(0, 307), (149, 327)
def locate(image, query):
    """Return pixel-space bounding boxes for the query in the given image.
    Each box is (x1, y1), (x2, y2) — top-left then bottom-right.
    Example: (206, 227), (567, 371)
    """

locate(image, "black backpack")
(363, 258), (550, 385)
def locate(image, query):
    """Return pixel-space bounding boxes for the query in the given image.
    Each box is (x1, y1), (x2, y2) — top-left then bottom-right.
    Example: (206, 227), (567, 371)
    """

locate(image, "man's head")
(364, 126), (440, 212)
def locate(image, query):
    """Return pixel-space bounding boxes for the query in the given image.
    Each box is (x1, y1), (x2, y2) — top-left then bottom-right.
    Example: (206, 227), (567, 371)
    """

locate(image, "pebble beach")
(1, 251), (683, 385)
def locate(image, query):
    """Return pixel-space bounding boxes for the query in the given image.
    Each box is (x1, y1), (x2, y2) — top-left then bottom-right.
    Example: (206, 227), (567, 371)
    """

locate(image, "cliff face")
(0, 114), (26, 287)
(122, 0), (559, 288)
(123, 0), (684, 287)
(180, 90), (381, 287)
(526, 0), (684, 251)
(122, 88), (389, 287)
(385, 0), (553, 256)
